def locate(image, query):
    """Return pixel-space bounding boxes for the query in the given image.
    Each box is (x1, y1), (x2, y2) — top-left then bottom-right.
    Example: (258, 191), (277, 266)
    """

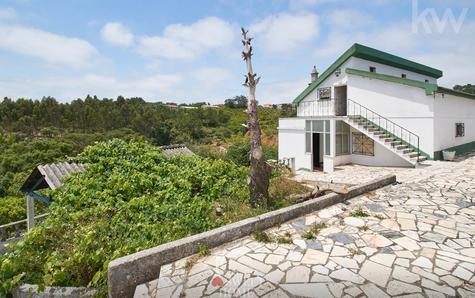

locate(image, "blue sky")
(0, 0), (473, 103)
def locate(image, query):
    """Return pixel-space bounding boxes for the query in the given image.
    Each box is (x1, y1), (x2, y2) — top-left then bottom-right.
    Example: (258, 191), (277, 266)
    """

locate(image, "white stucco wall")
(433, 94), (475, 152)
(347, 75), (435, 156)
(348, 127), (412, 167)
(350, 57), (437, 84)
(278, 118), (311, 171)
(279, 118), (412, 170)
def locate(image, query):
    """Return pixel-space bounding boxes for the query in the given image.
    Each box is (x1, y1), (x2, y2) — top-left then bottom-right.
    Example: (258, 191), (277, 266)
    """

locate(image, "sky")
(0, 0), (473, 104)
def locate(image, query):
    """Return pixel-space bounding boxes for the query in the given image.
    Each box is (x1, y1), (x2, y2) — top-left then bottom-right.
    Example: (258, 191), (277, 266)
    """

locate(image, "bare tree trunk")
(241, 28), (271, 208)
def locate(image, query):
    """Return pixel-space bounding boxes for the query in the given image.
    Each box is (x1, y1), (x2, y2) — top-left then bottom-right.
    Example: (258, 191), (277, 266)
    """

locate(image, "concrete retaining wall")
(108, 174), (396, 297)
(13, 284), (96, 298)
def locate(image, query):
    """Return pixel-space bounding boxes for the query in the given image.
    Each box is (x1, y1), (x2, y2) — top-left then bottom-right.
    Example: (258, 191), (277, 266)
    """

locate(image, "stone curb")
(13, 284), (96, 298)
(108, 174), (396, 298)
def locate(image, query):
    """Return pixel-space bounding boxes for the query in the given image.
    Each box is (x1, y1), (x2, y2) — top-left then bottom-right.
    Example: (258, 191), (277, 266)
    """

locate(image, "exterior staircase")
(344, 99), (427, 166)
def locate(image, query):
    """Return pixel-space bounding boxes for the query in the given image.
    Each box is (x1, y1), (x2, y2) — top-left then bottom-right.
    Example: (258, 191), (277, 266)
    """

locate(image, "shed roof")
(20, 162), (85, 192)
(161, 144), (194, 157)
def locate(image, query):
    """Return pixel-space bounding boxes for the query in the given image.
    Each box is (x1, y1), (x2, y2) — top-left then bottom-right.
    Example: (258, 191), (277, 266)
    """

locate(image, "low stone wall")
(108, 174), (396, 298)
(13, 284), (96, 298)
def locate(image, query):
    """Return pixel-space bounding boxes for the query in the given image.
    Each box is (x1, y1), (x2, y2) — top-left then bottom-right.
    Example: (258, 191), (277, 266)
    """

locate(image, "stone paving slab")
(135, 153), (475, 298)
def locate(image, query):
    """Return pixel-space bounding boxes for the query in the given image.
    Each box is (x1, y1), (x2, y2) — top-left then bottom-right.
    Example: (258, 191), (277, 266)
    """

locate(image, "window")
(401, 74), (406, 78)
(352, 133), (374, 156)
(304, 120), (330, 155)
(369, 66), (376, 73)
(325, 133), (330, 155)
(305, 120), (311, 152)
(424, 79), (429, 83)
(336, 121), (350, 155)
(456, 123), (465, 137)
(318, 87), (331, 100)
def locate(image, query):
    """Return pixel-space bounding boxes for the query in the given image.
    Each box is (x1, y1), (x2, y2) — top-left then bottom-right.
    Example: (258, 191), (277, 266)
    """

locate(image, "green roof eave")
(346, 68), (438, 95)
(436, 86), (475, 100)
(351, 44), (443, 79)
(292, 43), (443, 105)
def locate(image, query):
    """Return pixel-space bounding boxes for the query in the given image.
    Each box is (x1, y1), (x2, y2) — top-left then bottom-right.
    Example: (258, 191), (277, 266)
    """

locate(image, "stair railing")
(347, 99), (420, 161)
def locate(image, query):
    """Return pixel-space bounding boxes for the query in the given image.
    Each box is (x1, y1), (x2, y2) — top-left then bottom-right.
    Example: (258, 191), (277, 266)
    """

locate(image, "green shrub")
(225, 140), (278, 167)
(0, 139), (249, 296)
(0, 197), (25, 225)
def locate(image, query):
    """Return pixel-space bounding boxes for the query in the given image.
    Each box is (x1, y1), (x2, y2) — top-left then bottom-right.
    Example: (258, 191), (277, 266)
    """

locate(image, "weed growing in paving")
(358, 225), (369, 231)
(350, 206), (370, 217)
(198, 243), (210, 257)
(373, 214), (385, 220)
(311, 222), (327, 234)
(276, 232), (293, 244)
(253, 230), (272, 243)
(301, 230), (316, 240)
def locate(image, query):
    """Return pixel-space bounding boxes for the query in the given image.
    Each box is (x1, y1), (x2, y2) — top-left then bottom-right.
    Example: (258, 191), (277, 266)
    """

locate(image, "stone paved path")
(135, 154), (475, 298)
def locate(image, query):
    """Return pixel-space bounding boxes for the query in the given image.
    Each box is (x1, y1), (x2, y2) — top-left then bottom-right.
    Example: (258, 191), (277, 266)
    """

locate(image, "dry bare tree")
(241, 27), (271, 207)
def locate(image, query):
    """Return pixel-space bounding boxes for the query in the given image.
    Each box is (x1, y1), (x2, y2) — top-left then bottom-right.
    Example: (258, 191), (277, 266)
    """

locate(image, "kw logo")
(412, 0), (469, 34)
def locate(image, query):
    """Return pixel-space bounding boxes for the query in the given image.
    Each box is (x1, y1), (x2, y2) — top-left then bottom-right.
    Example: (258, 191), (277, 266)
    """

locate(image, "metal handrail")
(347, 99), (420, 161)
(297, 99), (335, 117)
(0, 213), (49, 242)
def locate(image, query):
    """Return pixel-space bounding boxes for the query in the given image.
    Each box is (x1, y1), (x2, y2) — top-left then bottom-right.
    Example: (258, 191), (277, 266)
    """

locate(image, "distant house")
(279, 43), (475, 173)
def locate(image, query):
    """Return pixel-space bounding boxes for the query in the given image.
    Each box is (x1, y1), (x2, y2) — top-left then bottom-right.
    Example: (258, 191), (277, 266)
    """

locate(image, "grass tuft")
(253, 230), (272, 243)
(350, 206), (370, 217)
(301, 230), (316, 240)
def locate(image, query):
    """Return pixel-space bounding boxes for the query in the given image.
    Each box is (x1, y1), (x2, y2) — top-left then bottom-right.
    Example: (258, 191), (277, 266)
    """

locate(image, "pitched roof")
(161, 144), (194, 157)
(346, 68), (475, 101)
(21, 162), (85, 192)
(293, 43), (443, 104)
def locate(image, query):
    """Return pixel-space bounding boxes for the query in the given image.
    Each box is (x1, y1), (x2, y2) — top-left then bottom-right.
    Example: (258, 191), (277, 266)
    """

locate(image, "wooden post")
(26, 194), (35, 231)
(241, 27), (271, 207)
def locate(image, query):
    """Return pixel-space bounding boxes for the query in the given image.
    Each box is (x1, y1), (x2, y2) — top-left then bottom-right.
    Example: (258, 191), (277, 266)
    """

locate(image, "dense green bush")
(0, 139), (250, 296)
(0, 197), (25, 226)
(225, 140), (278, 167)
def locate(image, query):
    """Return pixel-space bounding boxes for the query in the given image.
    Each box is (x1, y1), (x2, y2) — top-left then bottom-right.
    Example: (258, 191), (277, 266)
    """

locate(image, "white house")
(278, 43), (475, 172)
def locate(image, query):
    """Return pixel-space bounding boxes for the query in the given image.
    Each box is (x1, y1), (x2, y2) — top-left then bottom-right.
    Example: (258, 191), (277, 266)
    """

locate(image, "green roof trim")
(346, 68), (438, 95)
(293, 43), (443, 104)
(436, 86), (475, 100)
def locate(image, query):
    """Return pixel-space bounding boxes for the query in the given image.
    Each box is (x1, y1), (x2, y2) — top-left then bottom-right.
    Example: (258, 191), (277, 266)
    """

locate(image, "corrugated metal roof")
(21, 162), (85, 192)
(161, 144), (194, 157)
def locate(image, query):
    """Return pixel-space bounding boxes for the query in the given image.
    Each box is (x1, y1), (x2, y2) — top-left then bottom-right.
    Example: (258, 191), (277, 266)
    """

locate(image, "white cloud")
(0, 7), (16, 20)
(0, 25), (98, 68)
(250, 13), (319, 54)
(137, 16), (235, 60)
(191, 67), (234, 85)
(314, 22), (417, 58)
(313, 16), (475, 88)
(327, 9), (375, 30)
(288, 0), (389, 10)
(100, 22), (134, 47)
(258, 77), (308, 103)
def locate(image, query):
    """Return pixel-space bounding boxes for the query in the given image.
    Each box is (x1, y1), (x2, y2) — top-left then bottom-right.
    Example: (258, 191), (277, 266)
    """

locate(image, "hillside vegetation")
(0, 96), (295, 226)
(0, 139), (306, 296)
